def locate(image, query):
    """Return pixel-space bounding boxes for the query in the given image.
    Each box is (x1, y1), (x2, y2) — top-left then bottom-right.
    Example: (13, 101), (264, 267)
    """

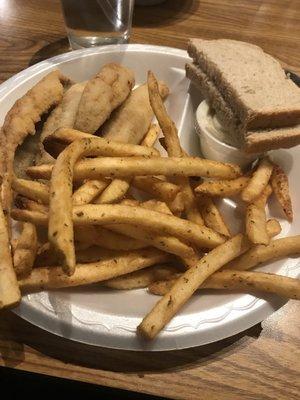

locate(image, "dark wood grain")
(0, 1), (300, 399)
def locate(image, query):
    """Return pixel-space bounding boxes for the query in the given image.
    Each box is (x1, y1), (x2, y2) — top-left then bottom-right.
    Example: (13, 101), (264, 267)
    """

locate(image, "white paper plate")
(1, 44), (299, 351)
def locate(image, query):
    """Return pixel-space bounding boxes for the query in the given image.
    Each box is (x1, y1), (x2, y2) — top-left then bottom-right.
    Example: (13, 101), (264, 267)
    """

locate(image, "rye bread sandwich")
(186, 38), (300, 153)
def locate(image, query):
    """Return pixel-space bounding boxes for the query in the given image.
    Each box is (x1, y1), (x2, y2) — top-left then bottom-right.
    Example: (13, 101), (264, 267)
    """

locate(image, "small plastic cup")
(195, 100), (259, 168)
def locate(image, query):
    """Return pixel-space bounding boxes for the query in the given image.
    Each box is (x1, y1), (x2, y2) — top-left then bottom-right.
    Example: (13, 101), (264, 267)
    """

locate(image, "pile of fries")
(0, 65), (299, 341)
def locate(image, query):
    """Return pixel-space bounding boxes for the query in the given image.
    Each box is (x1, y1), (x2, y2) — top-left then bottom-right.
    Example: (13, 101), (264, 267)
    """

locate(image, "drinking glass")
(60, 0), (134, 49)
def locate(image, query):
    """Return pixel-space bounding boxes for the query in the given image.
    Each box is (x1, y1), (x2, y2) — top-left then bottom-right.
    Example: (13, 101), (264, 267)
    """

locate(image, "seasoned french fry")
(15, 196), (49, 214)
(246, 203), (269, 245)
(266, 219), (281, 238)
(72, 179), (109, 205)
(148, 71), (204, 226)
(141, 124), (160, 147)
(13, 222), (38, 277)
(0, 202), (20, 308)
(138, 234), (250, 339)
(94, 178), (131, 204)
(48, 136), (160, 275)
(48, 125), (160, 206)
(93, 123), (161, 205)
(195, 177), (249, 197)
(75, 225), (146, 251)
(104, 265), (178, 290)
(241, 157), (273, 202)
(106, 223), (195, 258)
(27, 156), (241, 181)
(199, 196), (231, 237)
(19, 248), (171, 292)
(253, 184), (272, 208)
(120, 198), (140, 207)
(43, 127), (94, 157)
(12, 204), (226, 249)
(139, 199), (173, 215)
(246, 184), (272, 245)
(12, 177), (49, 205)
(35, 241), (119, 267)
(102, 199), (196, 257)
(148, 270), (300, 300)
(225, 235), (300, 271)
(167, 191), (185, 216)
(131, 176), (180, 203)
(271, 164), (293, 222)
(75, 246), (156, 263)
(121, 199), (173, 215)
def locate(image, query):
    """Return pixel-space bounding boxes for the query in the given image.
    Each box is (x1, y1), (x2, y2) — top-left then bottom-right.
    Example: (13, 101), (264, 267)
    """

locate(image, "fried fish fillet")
(74, 63), (135, 133)
(102, 81), (169, 144)
(40, 81), (86, 143)
(39, 81), (86, 163)
(0, 70), (70, 216)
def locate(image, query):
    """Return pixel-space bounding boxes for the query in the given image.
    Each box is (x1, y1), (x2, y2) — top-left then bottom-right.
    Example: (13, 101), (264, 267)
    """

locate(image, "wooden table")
(0, 1), (300, 399)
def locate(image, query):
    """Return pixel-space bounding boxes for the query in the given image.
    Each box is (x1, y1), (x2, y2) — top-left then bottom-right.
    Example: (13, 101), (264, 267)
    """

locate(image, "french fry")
(15, 196), (49, 214)
(266, 219), (281, 238)
(34, 241), (120, 267)
(121, 199), (173, 215)
(93, 123), (160, 205)
(12, 204), (226, 249)
(195, 177), (249, 197)
(148, 71), (204, 226)
(120, 198), (140, 207)
(48, 136), (160, 275)
(43, 127), (93, 157)
(245, 203), (269, 245)
(167, 191), (185, 216)
(103, 199), (196, 257)
(12, 177), (50, 205)
(75, 246), (157, 263)
(138, 234), (250, 339)
(224, 235), (300, 271)
(75, 225), (146, 251)
(271, 164), (293, 222)
(19, 248), (171, 293)
(106, 223), (195, 258)
(141, 124), (160, 147)
(27, 156), (242, 181)
(253, 184), (272, 208)
(0, 202), (20, 308)
(198, 196), (231, 237)
(241, 157), (273, 202)
(104, 265), (179, 290)
(72, 179), (109, 205)
(148, 270), (300, 300)
(131, 176), (180, 203)
(139, 199), (173, 215)
(13, 222), (38, 277)
(48, 125), (160, 206)
(14, 177), (108, 207)
(246, 184), (272, 245)
(94, 178), (131, 204)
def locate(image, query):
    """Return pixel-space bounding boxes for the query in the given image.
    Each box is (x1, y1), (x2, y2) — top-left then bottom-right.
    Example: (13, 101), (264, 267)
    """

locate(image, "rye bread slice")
(186, 62), (241, 135)
(188, 38), (300, 131)
(245, 125), (300, 153)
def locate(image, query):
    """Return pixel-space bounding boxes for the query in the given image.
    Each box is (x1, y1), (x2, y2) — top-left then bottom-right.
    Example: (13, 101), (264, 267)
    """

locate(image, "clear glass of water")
(60, 0), (135, 49)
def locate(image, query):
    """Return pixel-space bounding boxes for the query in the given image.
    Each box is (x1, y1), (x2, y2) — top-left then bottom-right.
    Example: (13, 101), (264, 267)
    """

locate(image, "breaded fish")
(0, 70), (70, 215)
(39, 81), (86, 163)
(102, 81), (169, 144)
(40, 81), (86, 143)
(74, 63), (135, 133)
